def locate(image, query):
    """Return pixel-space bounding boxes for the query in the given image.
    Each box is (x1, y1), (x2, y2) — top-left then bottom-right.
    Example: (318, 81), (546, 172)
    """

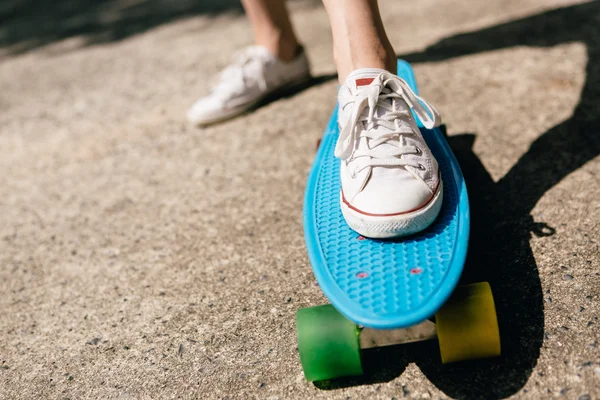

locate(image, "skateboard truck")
(359, 319), (437, 349)
(296, 282), (501, 382)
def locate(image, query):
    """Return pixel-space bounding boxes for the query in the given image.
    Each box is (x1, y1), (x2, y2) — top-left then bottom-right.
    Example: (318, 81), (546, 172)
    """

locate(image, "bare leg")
(241, 0), (301, 62)
(322, 0), (396, 82)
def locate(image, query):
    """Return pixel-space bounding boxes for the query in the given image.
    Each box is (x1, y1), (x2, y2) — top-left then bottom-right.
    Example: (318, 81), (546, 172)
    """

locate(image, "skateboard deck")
(303, 60), (469, 329)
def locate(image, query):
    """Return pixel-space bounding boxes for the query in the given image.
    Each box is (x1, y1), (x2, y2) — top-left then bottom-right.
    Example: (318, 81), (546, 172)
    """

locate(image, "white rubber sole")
(340, 181), (444, 239)
(189, 101), (260, 127)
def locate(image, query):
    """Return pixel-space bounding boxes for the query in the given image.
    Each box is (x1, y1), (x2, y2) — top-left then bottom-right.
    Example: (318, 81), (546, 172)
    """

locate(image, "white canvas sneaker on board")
(336, 68), (443, 239)
(187, 46), (311, 126)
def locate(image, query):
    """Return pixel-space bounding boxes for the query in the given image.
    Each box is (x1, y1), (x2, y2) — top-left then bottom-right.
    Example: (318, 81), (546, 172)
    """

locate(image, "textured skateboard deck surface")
(303, 60), (469, 329)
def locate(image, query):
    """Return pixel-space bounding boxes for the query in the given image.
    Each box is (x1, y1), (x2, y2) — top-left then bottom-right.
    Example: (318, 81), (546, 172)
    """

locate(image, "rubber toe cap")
(346, 178), (436, 216)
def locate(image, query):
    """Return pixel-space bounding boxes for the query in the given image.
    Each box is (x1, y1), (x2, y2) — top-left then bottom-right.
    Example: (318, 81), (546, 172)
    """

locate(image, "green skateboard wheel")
(296, 304), (362, 381)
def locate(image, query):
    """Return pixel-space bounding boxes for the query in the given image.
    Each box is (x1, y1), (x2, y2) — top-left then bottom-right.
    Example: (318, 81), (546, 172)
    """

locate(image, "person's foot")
(187, 46), (310, 126)
(335, 68), (443, 239)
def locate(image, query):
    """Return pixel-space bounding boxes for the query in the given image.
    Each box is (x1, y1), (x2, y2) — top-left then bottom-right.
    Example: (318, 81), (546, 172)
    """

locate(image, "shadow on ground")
(0, 0), (320, 56)
(316, 1), (600, 398)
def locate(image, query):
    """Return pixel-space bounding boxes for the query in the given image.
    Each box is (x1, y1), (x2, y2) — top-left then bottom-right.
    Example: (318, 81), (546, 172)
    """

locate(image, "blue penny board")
(303, 60), (469, 329)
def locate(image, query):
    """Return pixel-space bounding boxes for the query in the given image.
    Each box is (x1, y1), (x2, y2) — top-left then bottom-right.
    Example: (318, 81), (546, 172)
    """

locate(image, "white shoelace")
(212, 47), (270, 96)
(335, 73), (441, 176)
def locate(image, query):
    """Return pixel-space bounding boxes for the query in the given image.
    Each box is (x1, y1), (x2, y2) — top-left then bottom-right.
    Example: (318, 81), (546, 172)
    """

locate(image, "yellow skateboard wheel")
(435, 282), (501, 363)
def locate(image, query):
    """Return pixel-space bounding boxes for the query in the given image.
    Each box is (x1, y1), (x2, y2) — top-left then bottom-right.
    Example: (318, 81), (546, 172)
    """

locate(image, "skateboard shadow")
(314, 346), (410, 390)
(401, 2), (600, 398)
(315, 2), (600, 397)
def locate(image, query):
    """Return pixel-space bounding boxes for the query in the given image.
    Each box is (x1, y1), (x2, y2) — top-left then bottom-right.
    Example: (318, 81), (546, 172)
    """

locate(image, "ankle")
(334, 42), (396, 82)
(256, 29), (300, 63)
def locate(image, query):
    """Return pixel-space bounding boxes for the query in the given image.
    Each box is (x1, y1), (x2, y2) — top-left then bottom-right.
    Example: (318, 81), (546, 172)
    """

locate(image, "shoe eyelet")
(415, 147), (422, 155)
(418, 163), (426, 171)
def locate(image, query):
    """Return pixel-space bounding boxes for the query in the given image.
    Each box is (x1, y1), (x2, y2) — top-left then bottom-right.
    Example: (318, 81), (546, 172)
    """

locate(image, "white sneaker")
(335, 68), (443, 239)
(187, 46), (311, 126)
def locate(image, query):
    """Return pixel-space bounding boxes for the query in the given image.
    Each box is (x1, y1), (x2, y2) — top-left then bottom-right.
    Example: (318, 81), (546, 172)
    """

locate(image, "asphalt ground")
(1, 0), (599, 398)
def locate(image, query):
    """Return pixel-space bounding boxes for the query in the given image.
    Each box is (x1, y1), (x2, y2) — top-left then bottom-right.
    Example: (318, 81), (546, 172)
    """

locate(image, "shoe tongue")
(345, 69), (414, 181)
(345, 68), (388, 93)
(242, 45), (276, 63)
(345, 68), (398, 125)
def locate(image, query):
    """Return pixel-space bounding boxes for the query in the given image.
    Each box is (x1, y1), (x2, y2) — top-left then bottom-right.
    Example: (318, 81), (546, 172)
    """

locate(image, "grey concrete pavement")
(1, 0), (598, 398)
